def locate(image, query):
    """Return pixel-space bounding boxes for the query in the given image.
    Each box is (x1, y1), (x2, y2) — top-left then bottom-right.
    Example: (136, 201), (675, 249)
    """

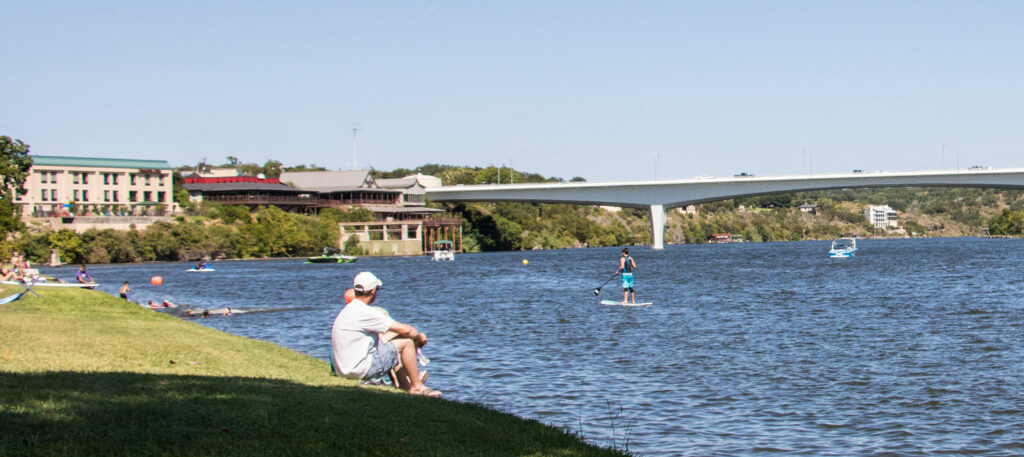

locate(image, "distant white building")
(195, 167), (243, 178)
(865, 205), (899, 229)
(798, 203), (819, 214)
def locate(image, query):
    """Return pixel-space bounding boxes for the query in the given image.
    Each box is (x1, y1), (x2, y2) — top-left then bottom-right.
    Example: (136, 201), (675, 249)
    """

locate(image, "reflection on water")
(47, 238), (1024, 456)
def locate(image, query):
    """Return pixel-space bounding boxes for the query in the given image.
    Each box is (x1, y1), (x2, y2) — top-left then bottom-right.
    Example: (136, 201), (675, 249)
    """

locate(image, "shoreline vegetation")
(5, 162), (1024, 266)
(0, 284), (629, 456)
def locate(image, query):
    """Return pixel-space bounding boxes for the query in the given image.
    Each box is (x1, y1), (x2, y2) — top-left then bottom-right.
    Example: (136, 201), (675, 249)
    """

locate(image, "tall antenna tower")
(351, 123), (361, 170)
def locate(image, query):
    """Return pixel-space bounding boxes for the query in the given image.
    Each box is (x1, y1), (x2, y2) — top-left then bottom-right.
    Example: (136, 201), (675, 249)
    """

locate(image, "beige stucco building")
(14, 155), (175, 218)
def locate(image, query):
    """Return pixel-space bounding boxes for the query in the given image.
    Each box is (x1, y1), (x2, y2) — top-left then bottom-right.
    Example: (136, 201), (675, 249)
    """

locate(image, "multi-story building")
(14, 155), (174, 218)
(865, 204), (899, 229)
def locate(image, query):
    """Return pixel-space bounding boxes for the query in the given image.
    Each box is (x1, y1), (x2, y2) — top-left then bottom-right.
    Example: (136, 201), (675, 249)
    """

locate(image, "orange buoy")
(150, 276), (163, 286)
(344, 288), (355, 304)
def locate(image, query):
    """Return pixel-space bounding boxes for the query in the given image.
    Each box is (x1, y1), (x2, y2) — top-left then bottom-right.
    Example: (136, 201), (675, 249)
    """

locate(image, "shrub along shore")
(0, 285), (627, 457)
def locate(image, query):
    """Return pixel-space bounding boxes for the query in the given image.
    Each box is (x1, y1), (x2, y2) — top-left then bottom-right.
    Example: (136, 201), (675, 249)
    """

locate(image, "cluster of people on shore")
(1, 252), (34, 282)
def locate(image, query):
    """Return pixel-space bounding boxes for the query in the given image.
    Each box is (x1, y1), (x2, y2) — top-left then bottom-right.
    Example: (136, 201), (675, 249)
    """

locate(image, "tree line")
(6, 142), (1024, 265)
(2, 204), (374, 265)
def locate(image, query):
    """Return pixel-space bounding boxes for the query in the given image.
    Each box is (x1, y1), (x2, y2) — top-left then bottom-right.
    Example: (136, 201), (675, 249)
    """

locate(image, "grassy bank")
(0, 285), (627, 457)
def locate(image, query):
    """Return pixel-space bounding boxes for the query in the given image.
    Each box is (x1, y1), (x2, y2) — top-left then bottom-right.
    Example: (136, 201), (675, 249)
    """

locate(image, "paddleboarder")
(615, 248), (638, 304)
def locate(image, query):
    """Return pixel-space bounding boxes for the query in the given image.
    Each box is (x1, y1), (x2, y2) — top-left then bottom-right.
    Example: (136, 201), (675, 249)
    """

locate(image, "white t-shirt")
(331, 299), (394, 379)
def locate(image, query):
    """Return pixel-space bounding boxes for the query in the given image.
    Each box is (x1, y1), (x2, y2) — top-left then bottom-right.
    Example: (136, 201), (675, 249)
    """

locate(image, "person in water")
(331, 271), (441, 397)
(615, 247), (638, 304)
(75, 265), (95, 284)
(119, 281), (131, 300)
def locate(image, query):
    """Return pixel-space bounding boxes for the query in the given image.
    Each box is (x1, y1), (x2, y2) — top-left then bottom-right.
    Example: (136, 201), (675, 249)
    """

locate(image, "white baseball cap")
(353, 271), (383, 292)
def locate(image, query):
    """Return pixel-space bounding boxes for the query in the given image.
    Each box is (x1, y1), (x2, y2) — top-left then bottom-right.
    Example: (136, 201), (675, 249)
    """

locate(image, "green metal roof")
(30, 155), (173, 170)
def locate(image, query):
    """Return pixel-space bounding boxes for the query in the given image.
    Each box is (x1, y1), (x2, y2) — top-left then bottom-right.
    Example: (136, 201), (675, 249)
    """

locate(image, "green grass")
(0, 285), (628, 457)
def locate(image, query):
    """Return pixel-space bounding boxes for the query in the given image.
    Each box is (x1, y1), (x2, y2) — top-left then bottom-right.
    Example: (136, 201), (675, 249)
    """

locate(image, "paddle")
(592, 272), (619, 295)
(19, 280), (42, 298)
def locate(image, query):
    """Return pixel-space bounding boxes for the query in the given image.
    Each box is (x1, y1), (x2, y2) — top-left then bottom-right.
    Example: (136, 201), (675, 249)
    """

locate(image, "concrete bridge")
(426, 168), (1024, 250)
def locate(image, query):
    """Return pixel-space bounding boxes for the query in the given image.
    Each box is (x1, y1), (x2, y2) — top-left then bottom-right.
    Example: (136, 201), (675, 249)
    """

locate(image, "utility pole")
(351, 124), (361, 170)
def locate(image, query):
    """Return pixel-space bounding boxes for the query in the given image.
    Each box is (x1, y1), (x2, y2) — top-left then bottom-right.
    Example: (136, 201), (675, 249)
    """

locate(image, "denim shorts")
(363, 338), (399, 380)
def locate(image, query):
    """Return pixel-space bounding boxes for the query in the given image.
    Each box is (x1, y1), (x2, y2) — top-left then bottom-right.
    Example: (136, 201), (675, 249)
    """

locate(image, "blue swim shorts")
(621, 272), (634, 290)
(363, 338), (400, 380)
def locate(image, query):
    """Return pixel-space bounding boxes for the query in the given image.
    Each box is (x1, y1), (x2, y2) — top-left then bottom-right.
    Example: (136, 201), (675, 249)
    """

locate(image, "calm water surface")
(48, 238), (1024, 456)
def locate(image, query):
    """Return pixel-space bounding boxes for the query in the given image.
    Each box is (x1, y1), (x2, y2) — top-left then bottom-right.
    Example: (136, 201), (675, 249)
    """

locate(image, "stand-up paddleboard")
(2, 280), (97, 288)
(600, 300), (652, 307)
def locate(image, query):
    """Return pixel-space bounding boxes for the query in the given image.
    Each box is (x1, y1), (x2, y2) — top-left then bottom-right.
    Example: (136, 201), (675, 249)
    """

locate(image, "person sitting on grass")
(75, 265), (95, 284)
(330, 271), (441, 397)
(1, 265), (19, 282)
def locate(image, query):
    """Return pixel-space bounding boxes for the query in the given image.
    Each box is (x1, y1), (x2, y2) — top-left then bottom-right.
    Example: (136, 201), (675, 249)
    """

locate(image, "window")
(159, 174), (165, 186)
(39, 172), (46, 184)
(143, 191), (152, 202)
(145, 175), (151, 186)
(50, 172), (57, 183)
(41, 189), (48, 201)
(104, 190), (110, 202)
(73, 173), (80, 185)
(82, 190), (89, 202)
(81, 173), (88, 185)
(112, 190), (119, 202)
(73, 190), (79, 201)
(129, 191), (137, 202)
(157, 191), (165, 202)
(112, 174), (118, 185)
(130, 174), (136, 185)
(104, 174), (110, 185)
(50, 189), (57, 201)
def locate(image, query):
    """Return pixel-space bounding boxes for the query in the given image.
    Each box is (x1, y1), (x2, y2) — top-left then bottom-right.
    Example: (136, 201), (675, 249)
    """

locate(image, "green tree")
(262, 160), (284, 178)
(48, 229), (85, 264)
(0, 136), (33, 236)
(342, 234), (363, 256)
(174, 188), (192, 211)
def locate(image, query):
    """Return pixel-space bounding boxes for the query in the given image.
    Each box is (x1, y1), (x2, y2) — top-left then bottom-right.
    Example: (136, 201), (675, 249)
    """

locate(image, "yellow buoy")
(522, 259), (528, 265)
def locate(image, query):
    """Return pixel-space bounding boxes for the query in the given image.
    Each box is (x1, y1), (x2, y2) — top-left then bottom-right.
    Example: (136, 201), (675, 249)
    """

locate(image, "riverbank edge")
(0, 285), (629, 457)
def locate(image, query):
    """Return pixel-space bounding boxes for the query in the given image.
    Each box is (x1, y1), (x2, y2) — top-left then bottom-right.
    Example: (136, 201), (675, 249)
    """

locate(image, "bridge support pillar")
(650, 204), (666, 250)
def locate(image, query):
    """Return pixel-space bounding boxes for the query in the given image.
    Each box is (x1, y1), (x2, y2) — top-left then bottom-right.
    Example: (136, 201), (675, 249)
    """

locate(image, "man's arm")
(388, 320), (427, 347)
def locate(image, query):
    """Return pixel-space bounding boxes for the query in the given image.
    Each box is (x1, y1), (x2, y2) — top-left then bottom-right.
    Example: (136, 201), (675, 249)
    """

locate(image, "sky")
(4, 1), (1024, 182)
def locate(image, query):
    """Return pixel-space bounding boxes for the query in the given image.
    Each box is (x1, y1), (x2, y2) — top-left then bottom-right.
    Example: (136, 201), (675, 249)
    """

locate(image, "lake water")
(45, 238), (1024, 456)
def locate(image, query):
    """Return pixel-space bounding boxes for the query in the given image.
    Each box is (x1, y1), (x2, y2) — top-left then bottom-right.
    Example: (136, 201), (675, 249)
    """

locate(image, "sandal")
(410, 387), (442, 397)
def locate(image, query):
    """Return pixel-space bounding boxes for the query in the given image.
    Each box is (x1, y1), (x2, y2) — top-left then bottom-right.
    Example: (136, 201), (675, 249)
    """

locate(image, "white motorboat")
(829, 237), (857, 258)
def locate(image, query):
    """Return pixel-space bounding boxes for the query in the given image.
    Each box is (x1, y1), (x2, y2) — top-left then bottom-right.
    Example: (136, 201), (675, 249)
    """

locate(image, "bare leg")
(392, 338), (430, 393)
(622, 290), (628, 304)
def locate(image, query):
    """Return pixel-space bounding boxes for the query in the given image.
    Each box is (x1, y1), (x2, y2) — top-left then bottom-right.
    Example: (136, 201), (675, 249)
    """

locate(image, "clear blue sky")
(4, 1), (1023, 182)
